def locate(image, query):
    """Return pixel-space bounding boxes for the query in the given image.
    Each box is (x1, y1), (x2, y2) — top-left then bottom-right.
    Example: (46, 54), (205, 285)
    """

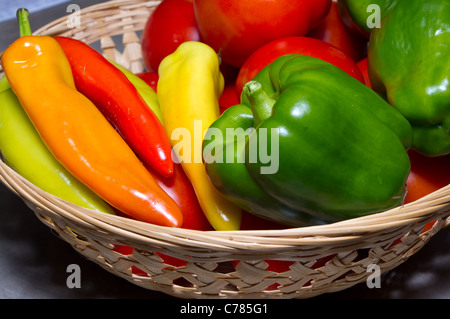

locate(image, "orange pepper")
(1, 10), (183, 227)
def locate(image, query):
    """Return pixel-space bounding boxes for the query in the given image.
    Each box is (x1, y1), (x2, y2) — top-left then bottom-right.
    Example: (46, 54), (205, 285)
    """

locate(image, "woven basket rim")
(0, 0), (449, 254)
(1, 159), (448, 247)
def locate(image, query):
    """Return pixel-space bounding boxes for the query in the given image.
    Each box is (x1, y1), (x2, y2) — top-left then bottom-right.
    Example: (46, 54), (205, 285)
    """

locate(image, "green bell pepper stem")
(17, 8), (32, 37)
(243, 80), (276, 127)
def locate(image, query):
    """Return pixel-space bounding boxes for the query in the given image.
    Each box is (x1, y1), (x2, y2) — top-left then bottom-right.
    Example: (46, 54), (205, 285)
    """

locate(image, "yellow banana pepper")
(1, 9), (183, 227)
(157, 41), (242, 231)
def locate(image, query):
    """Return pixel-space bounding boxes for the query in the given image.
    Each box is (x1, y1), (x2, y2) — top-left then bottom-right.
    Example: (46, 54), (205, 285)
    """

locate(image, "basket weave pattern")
(0, 0), (449, 299)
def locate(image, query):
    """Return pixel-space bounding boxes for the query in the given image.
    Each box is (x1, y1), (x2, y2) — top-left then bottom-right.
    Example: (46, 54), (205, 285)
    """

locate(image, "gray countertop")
(0, 0), (449, 300)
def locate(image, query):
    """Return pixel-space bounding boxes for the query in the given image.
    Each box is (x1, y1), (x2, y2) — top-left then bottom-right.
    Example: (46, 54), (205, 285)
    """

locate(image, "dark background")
(0, 0), (449, 299)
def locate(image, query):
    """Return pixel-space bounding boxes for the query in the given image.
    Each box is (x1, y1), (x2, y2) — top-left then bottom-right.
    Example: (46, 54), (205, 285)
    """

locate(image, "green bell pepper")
(338, 0), (399, 36)
(203, 54), (412, 226)
(368, 0), (450, 156)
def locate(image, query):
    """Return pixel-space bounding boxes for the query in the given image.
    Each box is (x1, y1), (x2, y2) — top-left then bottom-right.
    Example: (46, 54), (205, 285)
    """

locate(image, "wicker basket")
(0, 0), (449, 299)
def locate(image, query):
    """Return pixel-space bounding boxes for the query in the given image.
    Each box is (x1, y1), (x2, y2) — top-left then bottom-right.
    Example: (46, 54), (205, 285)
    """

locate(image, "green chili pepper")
(0, 76), (115, 214)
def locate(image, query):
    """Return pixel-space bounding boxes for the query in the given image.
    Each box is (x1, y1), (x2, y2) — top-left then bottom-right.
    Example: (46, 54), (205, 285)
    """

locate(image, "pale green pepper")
(0, 76), (115, 214)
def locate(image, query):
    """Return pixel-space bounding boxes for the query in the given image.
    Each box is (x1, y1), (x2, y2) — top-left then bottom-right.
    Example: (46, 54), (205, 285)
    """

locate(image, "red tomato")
(404, 150), (450, 204)
(136, 71), (159, 92)
(357, 58), (373, 89)
(399, 150), (450, 235)
(307, 1), (368, 62)
(379, 150), (449, 247)
(141, 0), (201, 72)
(235, 36), (365, 96)
(193, 0), (332, 67)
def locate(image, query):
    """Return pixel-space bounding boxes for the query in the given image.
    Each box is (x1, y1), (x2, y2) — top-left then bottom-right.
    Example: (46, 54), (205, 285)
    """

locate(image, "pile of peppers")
(0, 0), (448, 232)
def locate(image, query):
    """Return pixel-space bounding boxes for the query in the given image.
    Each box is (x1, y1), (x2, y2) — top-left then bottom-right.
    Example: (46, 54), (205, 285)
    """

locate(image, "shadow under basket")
(0, 0), (449, 299)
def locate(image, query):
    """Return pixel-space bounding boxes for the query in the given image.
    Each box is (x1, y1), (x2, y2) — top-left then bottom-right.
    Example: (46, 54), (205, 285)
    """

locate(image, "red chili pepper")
(54, 36), (174, 178)
(147, 162), (212, 231)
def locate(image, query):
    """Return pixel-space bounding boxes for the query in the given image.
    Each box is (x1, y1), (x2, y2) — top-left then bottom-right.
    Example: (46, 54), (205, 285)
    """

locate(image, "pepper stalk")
(244, 80), (276, 127)
(17, 8), (32, 37)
